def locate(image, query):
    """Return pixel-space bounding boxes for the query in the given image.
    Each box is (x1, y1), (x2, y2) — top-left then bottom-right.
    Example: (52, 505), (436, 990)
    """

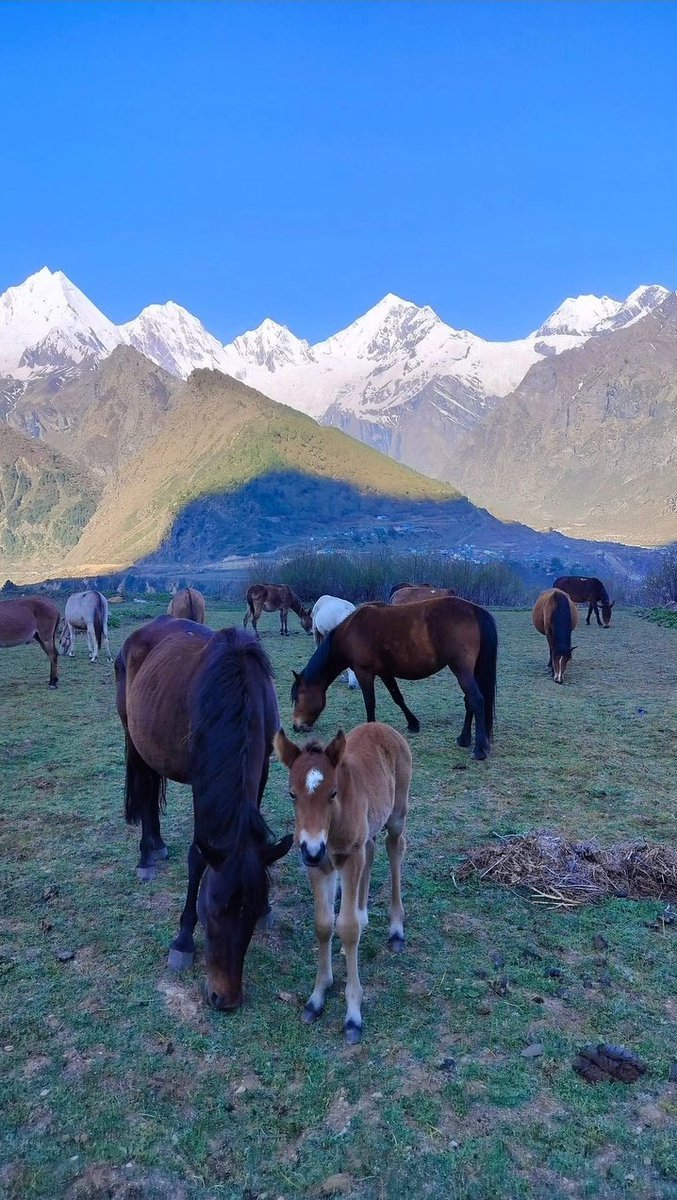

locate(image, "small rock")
(55, 950), (74, 963)
(277, 991), (296, 1005)
(438, 1057), (456, 1073)
(452, 762), (468, 771)
(521, 1043), (544, 1059)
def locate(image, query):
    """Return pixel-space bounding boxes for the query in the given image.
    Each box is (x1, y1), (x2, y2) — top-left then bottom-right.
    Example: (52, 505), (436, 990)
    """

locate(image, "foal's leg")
(357, 838), (376, 932)
(303, 866), (338, 1024)
(337, 849), (367, 1044)
(168, 841), (206, 970)
(381, 674), (420, 733)
(385, 814), (407, 951)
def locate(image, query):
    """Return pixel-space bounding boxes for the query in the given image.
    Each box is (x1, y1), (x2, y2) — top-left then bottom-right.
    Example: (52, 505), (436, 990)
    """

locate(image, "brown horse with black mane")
(532, 588), (579, 684)
(115, 616), (292, 1010)
(389, 582), (457, 605)
(0, 596), (60, 687)
(291, 596), (497, 760)
(554, 576), (614, 627)
(244, 583), (313, 636)
(167, 587), (206, 624)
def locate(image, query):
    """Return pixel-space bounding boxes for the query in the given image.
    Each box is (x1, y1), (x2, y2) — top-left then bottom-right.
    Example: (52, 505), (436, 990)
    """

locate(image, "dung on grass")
(458, 830), (677, 907)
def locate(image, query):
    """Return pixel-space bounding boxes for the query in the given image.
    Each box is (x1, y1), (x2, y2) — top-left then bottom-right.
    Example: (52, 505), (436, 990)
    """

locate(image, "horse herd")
(0, 574), (615, 1042)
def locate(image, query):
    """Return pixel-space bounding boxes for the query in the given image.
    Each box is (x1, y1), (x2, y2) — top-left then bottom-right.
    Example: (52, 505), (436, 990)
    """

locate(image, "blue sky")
(2, 1), (676, 343)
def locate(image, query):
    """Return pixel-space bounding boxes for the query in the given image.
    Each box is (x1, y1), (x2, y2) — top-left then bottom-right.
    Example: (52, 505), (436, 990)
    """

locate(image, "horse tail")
(93, 593), (105, 650)
(188, 589), (195, 621)
(123, 733), (167, 825)
(551, 592), (573, 657)
(474, 607), (498, 741)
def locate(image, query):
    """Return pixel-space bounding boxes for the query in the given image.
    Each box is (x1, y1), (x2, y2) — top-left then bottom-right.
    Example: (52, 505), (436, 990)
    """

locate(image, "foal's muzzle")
(301, 840), (327, 867)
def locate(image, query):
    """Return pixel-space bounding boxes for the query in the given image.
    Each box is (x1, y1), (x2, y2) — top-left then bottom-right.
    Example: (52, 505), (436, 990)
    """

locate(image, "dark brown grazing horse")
(167, 587), (206, 624)
(532, 588), (579, 684)
(291, 597), (497, 760)
(389, 582), (457, 605)
(553, 576), (615, 627)
(0, 596), (60, 687)
(244, 583), (313, 636)
(115, 616), (292, 1011)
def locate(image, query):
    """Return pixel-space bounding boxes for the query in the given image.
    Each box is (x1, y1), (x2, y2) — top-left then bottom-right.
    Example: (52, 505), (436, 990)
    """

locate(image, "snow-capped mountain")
(120, 302), (237, 378)
(0, 269), (673, 473)
(0, 267), (120, 378)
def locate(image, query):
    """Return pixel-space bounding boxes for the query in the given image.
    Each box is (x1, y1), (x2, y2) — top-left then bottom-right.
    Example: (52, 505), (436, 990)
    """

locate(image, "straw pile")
(458, 831), (677, 908)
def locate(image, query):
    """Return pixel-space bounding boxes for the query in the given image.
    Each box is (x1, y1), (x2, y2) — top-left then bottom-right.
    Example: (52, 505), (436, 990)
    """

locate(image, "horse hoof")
(136, 866), (157, 882)
(388, 933), (405, 954)
(344, 1020), (363, 1045)
(153, 846), (169, 862)
(302, 1003), (323, 1025)
(456, 735), (471, 749)
(167, 948), (194, 972)
(49, 682), (58, 690)
(473, 748), (488, 762)
(408, 722), (420, 734)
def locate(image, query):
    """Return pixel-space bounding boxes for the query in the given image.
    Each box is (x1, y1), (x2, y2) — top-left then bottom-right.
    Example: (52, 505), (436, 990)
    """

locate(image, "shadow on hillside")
(136, 470), (656, 572)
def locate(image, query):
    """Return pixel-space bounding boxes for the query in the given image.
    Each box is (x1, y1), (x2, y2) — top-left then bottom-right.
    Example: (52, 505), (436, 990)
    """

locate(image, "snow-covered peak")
(120, 301), (237, 379)
(315, 293), (456, 362)
(535, 293), (623, 338)
(594, 284), (672, 332)
(227, 318), (314, 372)
(0, 267), (120, 377)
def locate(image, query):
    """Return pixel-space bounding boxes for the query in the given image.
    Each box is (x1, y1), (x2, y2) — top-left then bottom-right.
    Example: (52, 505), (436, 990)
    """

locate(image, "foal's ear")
(274, 729), (301, 767)
(325, 729), (347, 768)
(261, 833), (294, 866)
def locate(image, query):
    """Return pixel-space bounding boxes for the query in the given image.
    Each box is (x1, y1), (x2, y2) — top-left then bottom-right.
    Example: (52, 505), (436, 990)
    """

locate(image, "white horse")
(59, 590), (113, 663)
(311, 595), (358, 689)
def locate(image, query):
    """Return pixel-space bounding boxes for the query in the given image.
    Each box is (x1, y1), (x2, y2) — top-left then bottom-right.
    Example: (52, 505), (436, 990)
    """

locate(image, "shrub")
(645, 548), (677, 605)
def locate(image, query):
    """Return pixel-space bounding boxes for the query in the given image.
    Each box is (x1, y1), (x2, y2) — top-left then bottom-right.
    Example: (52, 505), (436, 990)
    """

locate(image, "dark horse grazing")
(244, 583), (313, 636)
(116, 616), (292, 1010)
(532, 588), (579, 684)
(167, 587), (206, 624)
(554, 576), (615, 627)
(291, 597), (497, 760)
(389, 582), (457, 605)
(0, 596), (60, 687)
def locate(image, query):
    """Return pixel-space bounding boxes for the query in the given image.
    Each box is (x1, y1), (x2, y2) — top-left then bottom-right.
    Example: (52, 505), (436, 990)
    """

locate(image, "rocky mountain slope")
(441, 295), (677, 546)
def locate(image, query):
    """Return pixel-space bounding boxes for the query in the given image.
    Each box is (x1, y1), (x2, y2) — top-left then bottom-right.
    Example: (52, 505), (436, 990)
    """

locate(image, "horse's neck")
(290, 594), (304, 615)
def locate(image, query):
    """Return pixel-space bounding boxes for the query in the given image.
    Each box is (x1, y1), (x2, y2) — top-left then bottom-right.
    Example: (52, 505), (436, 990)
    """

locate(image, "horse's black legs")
(168, 841), (206, 971)
(457, 696), (473, 747)
(586, 602), (594, 625)
(381, 674), (420, 733)
(34, 633), (59, 688)
(593, 601), (603, 626)
(280, 608), (289, 636)
(123, 737), (166, 881)
(355, 672), (377, 722)
(457, 672), (489, 760)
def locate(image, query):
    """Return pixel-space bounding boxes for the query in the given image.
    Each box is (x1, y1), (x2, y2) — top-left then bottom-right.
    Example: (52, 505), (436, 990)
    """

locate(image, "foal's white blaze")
(305, 768), (324, 793)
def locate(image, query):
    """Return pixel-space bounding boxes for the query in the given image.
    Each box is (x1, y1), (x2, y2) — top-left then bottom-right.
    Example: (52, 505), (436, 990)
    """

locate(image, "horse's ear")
(261, 833), (293, 866)
(274, 729), (301, 767)
(325, 729), (346, 768)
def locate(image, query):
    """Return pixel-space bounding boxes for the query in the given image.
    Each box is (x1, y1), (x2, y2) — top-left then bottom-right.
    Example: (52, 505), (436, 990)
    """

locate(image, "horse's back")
(0, 595), (60, 645)
(390, 584), (456, 605)
(312, 595), (355, 632)
(344, 722), (412, 829)
(533, 588), (576, 633)
(343, 596), (485, 673)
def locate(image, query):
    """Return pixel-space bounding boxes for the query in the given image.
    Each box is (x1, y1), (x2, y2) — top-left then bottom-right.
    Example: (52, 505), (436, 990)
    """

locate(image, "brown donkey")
(275, 722), (411, 1044)
(244, 583), (312, 636)
(167, 587), (206, 624)
(532, 588), (579, 684)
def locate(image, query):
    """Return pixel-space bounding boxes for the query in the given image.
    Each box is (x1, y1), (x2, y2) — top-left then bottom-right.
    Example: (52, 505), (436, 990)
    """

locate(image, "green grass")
(1, 604), (676, 1199)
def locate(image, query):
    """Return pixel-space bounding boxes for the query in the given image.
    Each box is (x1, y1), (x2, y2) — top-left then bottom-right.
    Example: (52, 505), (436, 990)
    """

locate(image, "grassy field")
(1, 601), (676, 1200)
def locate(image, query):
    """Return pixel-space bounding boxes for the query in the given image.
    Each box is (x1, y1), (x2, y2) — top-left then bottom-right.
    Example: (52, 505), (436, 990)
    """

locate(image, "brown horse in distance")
(168, 587), (206, 624)
(291, 596), (497, 760)
(276, 722), (411, 1043)
(554, 576), (615, 627)
(532, 588), (579, 684)
(389, 582), (457, 605)
(115, 616), (292, 1010)
(244, 583), (313, 636)
(0, 596), (61, 687)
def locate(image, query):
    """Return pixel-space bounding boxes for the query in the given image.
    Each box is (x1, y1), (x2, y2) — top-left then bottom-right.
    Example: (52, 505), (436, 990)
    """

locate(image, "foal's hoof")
(344, 1019), (363, 1045)
(302, 1001), (324, 1025)
(387, 932), (406, 954)
(136, 865), (157, 882)
(167, 948), (195, 972)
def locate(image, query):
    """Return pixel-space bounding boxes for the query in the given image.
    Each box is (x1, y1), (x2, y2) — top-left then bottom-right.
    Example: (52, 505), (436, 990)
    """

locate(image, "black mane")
(190, 627), (276, 854)
(290, 629), (336, 700)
